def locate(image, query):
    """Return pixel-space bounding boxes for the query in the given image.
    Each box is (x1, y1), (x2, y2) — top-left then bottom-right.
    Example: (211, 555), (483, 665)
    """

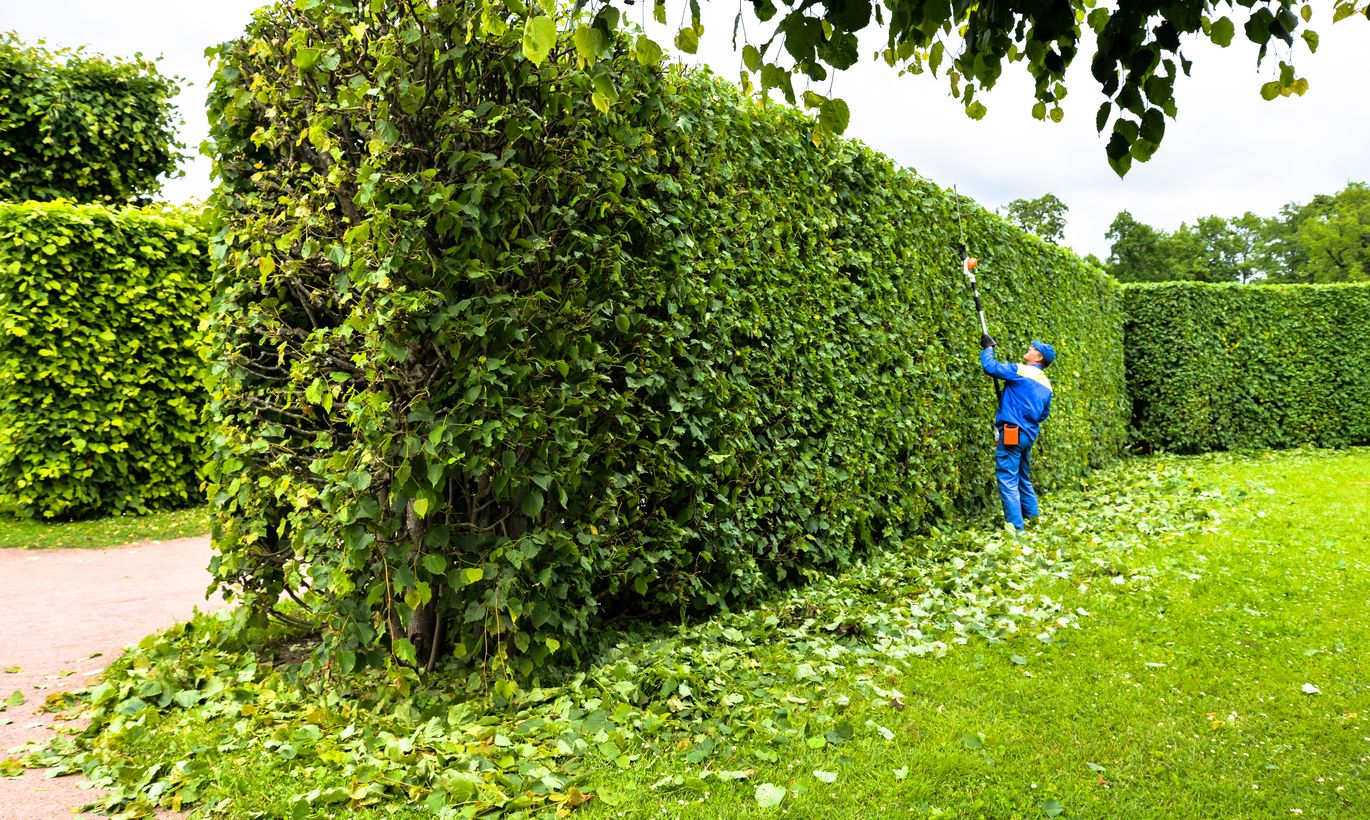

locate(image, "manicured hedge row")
(0, 202), (208, 519)
(0, 34), (181, 204)
(1124, 281), (1370, 452)
(205, 1), (1126, 675)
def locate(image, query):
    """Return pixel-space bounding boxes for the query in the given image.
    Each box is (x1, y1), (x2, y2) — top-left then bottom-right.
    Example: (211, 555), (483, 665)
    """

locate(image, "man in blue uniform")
(979, 336), (1055, 530)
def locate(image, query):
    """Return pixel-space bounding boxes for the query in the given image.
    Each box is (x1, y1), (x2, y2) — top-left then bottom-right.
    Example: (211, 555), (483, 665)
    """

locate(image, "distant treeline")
(1105, 181), (1369, 285)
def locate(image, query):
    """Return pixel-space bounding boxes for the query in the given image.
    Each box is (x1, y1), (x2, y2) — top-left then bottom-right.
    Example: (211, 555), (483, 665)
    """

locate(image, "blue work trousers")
(994, 433), (1038, 530)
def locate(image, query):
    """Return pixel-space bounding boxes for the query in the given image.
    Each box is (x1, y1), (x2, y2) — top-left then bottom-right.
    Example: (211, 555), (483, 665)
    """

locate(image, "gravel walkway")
(0, 536), (222, 819)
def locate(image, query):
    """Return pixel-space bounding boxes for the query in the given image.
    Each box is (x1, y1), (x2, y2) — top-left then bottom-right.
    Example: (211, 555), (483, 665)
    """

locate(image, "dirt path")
(0, 536), (223, 820)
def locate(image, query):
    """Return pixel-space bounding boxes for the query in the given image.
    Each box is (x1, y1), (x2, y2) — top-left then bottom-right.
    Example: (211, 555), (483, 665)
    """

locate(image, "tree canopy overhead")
(552, 0), (1369, 175)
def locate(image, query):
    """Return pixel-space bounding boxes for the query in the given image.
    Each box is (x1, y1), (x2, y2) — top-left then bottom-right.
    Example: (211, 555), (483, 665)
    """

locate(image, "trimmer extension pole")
(954, 187), (1004, 407)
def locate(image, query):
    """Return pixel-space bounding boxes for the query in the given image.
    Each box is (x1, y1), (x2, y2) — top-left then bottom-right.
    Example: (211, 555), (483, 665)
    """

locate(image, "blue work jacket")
(979, 348), (1053, 446)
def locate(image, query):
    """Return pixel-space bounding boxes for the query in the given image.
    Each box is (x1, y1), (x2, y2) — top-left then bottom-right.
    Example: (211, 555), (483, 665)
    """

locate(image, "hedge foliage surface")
(205, 1), (1126, 677)
(0, 34), (182, 204)
(0, 202), (208, 519)
(1124, 281), (1370, 452)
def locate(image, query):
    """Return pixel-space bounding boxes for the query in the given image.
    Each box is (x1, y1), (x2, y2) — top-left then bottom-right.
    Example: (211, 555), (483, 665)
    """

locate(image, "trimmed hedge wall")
(205, 2), (1126, 675)
(0, 202), (208, 519)
(1124, 281), (1370, 452)
(0, 34), (182, 205)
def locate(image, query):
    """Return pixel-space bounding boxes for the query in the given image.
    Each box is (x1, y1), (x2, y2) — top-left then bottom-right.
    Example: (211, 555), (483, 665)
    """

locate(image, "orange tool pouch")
(1001, 424), (1021, 447)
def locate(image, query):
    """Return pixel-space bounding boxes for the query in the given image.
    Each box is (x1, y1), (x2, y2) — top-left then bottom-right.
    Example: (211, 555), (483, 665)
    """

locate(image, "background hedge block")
(0, 201), (208, 519)
(1124, 281), (1370, 452)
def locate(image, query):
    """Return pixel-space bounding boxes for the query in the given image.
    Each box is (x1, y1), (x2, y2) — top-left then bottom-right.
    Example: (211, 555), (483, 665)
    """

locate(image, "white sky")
(6, 1), (1368, 258)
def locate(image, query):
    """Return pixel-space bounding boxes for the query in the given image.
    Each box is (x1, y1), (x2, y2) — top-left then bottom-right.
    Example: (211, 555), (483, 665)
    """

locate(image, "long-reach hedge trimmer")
(955, 188), (1004, 410)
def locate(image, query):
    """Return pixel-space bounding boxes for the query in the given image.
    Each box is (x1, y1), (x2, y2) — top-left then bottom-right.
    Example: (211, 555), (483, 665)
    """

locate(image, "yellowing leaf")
(523, 16), (557, 67)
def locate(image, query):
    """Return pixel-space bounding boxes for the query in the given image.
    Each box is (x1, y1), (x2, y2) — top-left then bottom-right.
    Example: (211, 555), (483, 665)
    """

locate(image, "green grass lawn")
(0, 504), (208, 549)
(573, 450), (1369, 818)
(30, 450), (1367, 819)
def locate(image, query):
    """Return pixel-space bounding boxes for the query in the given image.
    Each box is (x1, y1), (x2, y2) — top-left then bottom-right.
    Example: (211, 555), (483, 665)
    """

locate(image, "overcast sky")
(7, 1), (1368, 258)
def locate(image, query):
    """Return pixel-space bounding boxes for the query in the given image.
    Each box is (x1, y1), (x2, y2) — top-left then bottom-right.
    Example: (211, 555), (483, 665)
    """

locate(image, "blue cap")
(1030, 340), (1056, 367)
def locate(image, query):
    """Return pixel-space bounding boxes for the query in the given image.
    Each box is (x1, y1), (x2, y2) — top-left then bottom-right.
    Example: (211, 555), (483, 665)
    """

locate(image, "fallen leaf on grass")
(1042, 798), (1065, 816)
(1301, 683), (1320, 695)
(755, 783), (785, 808)
(813, 770), (837, 783)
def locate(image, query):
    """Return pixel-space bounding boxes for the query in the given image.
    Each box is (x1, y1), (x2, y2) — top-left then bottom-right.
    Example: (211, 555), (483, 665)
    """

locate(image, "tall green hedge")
(0, 202), (208, 519)
(0, 34), (182, 204)
(1124, 281), (1370, 452)
(205, 1), (1126, 676)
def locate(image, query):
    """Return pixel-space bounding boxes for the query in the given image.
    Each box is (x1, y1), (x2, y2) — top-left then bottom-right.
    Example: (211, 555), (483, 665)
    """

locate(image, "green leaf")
(522, 16), (557, 67)
(3, 691), (22, 708)
(593, 74), (619, 108)
(754, 783), (786, 808)
(521, 490), (545, 518)
(634, 35), (663, 66)
(1140, 108), (1165, 143)
(459, 567), (484, 586)
(422, 554), (447, 575)
(675, 27), (699, 54)
(413, 496), (430, 518)
(1260, 80), (1282, 101)
(1042, 798), (1065, 817)
(818, 98), (850, 135)
(1302, 30), (1319, 53)
(1010, 654), (1028, 665)
(393, 637), (417, 666)
(1209, 17), (1235, 47)
(572, 25), (606, 64)
(374, 120), (400, 147)
(293, 47), (322, 71)
(743, 45), (762, 72)
(960, 732), (985, 750)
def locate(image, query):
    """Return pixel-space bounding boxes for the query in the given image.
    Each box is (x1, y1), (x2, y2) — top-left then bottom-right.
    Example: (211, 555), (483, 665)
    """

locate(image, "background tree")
(1003, 193), (1068, 244)
(1105, 211), (1178, 282)
(1103, 187), (1370, 284)
(1295, 181), (1370, 282)
(0, 34), (182, 204)
(1166, 214), (1269, 283)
